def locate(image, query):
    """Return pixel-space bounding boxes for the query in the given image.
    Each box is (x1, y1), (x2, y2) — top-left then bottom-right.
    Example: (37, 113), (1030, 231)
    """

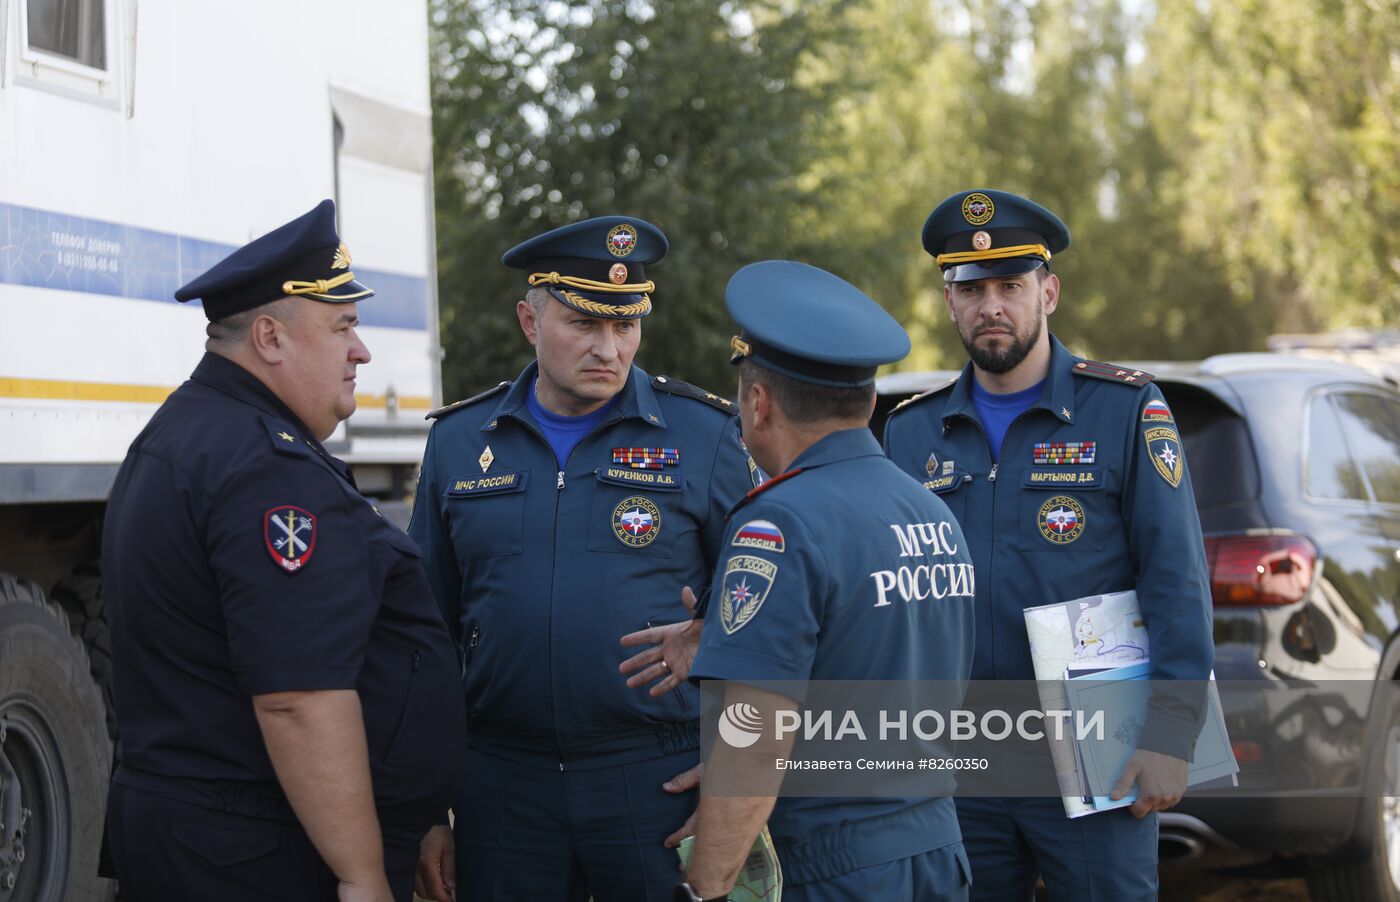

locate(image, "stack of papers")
(1024, 590), (1238, 818)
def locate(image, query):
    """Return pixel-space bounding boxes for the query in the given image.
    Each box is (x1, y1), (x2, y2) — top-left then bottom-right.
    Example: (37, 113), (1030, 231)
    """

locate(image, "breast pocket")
(926, 470), (973, 524)
(585, 468), (685, 558)
(444, 471), (529, 560)
(1018, 467), (1110, 552)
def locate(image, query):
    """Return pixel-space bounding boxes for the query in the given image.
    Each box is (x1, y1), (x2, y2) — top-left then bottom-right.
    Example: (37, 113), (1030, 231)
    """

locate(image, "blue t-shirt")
(971, 378), (1044, 463)
(525, 378), (619, 467)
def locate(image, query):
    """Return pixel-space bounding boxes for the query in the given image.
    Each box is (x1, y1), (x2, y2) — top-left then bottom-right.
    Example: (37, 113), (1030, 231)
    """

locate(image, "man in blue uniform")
(409, 216), (755, 902)
(678, 261), (976, 902)
(882, 189), (1214, 900)
(102, 200), (467, 902)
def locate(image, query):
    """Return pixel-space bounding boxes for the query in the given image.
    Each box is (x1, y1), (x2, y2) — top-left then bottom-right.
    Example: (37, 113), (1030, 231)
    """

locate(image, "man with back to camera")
(409, 215), (757, 901)
(676, 260), (976, 902)
(882, 189), (1214, 900)
(102, 199), (467, 902)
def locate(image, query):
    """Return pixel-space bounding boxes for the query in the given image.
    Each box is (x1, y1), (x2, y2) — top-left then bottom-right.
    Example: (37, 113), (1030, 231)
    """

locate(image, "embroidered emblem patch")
(720, 555), (778, 634)
(612, 496), (662, 547)
(962, 192), (995, 226)
(609, 262), (628, 284)
(925, 451), (940, 478)
(1144, 427), (1184, 488)
(264, 506), (316, 572)
(607, 224), (638, 257)
(613, 447), (680, 470)
(1038, 495), (1085, 545)
(1141, 400), (1174, 423)
(733, 520), (785, 553)
(1033, 442), (1096, 465)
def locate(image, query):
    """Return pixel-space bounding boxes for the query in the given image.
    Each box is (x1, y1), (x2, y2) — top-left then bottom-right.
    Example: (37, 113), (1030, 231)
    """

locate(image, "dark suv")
(874, 354), (1400, 901)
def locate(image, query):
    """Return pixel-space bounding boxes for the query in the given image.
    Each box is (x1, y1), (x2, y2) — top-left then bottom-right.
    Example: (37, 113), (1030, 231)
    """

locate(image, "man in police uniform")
(882, 189), (1214, 900)
(102, 200), (467, 902)
(409, 216), (755, 901)
(678, 261), (976, 901)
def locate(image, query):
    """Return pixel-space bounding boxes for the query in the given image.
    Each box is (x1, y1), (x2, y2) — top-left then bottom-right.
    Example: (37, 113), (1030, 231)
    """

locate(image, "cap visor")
(942, 258), (1046, 283)
(305, 278), (374, 302)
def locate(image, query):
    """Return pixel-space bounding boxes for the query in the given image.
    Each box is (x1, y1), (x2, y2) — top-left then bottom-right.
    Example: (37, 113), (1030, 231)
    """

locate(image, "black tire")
(1307, 679), (1400, 902)
(49, 565), (115, 740)
(0, 574), (116, 902)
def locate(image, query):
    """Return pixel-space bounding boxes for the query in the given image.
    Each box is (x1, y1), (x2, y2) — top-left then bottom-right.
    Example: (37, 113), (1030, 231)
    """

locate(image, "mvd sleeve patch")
(720, 554), (778, 634)
(264, 506), (317, 572)
(1143, 427), (1184, 488)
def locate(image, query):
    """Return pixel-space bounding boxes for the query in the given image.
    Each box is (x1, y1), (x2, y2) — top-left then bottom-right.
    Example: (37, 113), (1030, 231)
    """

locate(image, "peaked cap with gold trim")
(922, 189), (1070, 283)
(174, 199), (373, 321)
(502, 215), (667, 319)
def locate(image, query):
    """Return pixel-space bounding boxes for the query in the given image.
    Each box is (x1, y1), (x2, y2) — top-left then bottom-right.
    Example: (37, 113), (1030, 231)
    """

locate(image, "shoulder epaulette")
(262, 415), (312, 458)
(889, 376), (958, 415)
(651, 375), (736, 414)
(726, 467), (805, 517)
(1071, 360), (1155, 387)
(426, 381), (511, 420)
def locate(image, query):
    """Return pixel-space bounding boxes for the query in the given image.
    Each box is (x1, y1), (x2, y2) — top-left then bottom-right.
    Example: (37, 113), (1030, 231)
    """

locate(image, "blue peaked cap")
(726, 260), (910, 387)
(174, 199), (373, 321)
(922, 189), (1070, 283)
(502, 215), (668, 319)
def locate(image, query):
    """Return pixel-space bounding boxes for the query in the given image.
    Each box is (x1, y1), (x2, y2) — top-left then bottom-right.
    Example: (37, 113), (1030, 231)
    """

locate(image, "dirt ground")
(1156, 871), (1311, 902)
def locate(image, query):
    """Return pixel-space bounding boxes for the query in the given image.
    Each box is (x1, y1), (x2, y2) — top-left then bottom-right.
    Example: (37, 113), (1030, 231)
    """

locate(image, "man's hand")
(337, 877), (396, 902)
(1111, 748), (1189, 819)
(620, 586), (702, 696)
(662, 763), (703, 848)
(414, 824), (456, 901)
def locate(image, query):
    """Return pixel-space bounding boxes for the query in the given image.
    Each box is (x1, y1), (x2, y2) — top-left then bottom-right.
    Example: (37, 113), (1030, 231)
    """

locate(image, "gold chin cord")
(281, 271), (372, 299)
(528, 271), (656, 294)
(934, 243), (1051, 267)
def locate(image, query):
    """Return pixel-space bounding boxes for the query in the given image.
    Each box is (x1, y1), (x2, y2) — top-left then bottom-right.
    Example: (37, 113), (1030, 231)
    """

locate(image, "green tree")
(1138, 0), (1400, 332)
(430, 0), (845, 398)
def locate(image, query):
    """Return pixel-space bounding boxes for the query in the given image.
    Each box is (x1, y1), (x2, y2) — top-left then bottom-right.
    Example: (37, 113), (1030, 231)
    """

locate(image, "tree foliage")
(431, 0), (845, 397)
(431, 0), (1400, 393)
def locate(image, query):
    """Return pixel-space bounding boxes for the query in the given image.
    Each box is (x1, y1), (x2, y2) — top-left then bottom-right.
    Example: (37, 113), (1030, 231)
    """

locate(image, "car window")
(1333, 392), (1400, 505)
(1158, 382), (1259, 511)
(1306, 395), (1370, 501)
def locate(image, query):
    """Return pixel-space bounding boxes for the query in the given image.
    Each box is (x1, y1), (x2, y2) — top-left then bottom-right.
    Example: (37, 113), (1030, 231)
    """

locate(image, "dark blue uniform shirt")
(408, 363), (754, 769)
(883, 335), (1213, 758)
(103, 353), (467, 823)
(690, 428), (975, 883)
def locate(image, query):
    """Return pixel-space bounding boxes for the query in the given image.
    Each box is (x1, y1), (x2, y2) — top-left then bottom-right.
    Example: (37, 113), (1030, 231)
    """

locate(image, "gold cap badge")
(331, 242), (352, 270)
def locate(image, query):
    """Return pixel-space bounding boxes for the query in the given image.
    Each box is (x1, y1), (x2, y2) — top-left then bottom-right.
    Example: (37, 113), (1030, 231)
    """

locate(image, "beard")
(959, 298), (1044, 374)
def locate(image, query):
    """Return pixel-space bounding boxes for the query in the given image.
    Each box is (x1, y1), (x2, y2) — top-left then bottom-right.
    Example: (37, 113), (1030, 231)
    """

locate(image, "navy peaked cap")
(174, 199), (373, 321)
(502, 215), (667, 319)
(726, 260), (910, 387)
(922, 189), (1070, 283)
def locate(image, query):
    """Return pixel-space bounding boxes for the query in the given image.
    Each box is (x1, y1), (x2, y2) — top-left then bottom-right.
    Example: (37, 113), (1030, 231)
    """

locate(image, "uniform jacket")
(409, 362), (754, 769)
(882, 334), (1213, 758)
(103, 353), (466, 824)
(690, 428), (975, 885)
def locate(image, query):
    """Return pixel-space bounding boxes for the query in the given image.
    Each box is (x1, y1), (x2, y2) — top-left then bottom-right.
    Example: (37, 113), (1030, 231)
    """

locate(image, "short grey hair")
(524, 287), (553, 314)
(205, 297), (301, 350)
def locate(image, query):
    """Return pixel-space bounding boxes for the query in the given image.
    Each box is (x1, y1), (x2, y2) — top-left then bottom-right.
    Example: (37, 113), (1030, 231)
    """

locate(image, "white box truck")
(0, 2), (443, 898)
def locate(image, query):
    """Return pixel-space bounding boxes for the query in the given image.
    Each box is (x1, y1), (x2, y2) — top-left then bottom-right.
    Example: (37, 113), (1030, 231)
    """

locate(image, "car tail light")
(1231, 741), (1264, 765)
(1204, 533), (1318, 607)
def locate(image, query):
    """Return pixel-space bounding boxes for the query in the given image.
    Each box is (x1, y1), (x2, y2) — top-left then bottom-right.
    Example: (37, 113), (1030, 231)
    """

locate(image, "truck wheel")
(0, 574), (115, 902)
(49, 565), (115, 740)
(1307, 679), (1400, 902)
